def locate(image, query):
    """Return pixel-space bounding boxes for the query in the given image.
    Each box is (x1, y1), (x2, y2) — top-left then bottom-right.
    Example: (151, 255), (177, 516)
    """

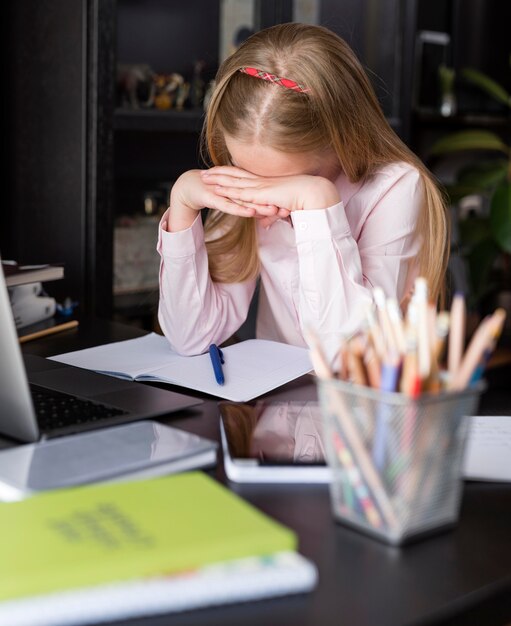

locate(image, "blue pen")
(209, 344), (225, 385)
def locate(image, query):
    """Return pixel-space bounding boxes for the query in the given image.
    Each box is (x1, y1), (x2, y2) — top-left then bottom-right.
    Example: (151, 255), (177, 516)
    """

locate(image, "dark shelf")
(114, 108), (205, 132)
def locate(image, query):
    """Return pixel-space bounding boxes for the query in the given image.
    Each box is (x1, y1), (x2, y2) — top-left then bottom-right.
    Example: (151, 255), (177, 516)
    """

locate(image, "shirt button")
(299, 222), (308, 231)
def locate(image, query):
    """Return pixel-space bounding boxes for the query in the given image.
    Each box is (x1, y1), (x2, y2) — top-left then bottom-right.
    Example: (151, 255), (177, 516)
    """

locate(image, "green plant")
(429, 66), (511, 308)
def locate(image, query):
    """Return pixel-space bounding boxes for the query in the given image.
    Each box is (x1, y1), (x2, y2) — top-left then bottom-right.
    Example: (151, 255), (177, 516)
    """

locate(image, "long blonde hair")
(202, 23), (449, 303)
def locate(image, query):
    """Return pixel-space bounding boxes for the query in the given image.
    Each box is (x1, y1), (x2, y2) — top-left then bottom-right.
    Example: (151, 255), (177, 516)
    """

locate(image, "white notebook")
(50, 334), (313, 402)
(0, 551), (317, 626)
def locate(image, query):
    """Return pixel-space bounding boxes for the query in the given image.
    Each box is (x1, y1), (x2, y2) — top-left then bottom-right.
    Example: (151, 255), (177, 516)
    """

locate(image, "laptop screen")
(0, 259), (40, 442)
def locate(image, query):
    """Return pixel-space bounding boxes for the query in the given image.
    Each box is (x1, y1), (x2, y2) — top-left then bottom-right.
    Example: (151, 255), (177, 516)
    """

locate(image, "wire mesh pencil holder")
(317, 378), (484, 545)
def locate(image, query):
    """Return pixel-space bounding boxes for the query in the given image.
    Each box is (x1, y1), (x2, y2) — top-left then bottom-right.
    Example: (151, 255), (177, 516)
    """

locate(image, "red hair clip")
(239, 67), (311, 94)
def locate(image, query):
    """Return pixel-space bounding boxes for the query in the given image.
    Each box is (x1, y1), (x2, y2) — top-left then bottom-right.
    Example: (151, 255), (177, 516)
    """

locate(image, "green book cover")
(0, 472), (296, 601)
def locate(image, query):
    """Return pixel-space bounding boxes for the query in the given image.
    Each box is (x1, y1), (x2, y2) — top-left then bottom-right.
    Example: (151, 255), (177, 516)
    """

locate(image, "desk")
(11, 319), (511, 626)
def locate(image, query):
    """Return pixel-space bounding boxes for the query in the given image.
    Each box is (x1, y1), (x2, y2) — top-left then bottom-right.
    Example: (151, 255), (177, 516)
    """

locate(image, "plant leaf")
(459, 216), (492, 248)
(466, 237), (500, 302)
(429, 130), (509, 156)
(490, 181), (511, 253)
(457, 160), (508, 190)
(444, 184), (485, 204)
(462, 68), (511, 108)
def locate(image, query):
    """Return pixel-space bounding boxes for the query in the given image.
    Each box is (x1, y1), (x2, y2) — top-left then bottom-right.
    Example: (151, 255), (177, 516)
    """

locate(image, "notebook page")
(50, 333), (183, 379)
(463, 415), (511, 482)
(139, 339), (313, 401)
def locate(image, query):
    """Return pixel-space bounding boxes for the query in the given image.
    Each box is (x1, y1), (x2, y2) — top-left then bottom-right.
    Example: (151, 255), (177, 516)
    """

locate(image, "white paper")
(50, 335), (313, 402)
(463, 415), (511, 482)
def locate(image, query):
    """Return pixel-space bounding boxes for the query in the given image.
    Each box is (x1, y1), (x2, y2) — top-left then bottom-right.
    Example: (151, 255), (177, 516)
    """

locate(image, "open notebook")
(50, 334), (314, 402)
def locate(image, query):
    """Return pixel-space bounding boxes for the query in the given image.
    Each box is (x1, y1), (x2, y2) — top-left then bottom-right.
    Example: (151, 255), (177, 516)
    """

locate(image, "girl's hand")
(167, 169), (280, 232)
(201, 166), (341, 218)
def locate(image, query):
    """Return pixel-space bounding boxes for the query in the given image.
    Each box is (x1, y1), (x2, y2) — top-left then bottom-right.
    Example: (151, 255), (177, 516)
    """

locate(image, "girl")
(157, 23), (449, 360)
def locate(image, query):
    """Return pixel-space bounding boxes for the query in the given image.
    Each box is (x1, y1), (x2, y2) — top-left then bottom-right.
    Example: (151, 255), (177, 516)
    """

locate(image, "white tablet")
(219, 400), (332, 483)
(0, 421), (217, 501)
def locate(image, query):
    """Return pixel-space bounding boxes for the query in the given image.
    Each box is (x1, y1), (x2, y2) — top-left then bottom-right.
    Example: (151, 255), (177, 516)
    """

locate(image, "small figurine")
(175, 82), (191, 111)
(117, 63), (156, 109)
(153, 73), (185, 110)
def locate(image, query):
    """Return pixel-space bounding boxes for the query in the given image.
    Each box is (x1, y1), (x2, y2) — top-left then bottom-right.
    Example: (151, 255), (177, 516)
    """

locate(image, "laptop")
(0, 262), (202, 443)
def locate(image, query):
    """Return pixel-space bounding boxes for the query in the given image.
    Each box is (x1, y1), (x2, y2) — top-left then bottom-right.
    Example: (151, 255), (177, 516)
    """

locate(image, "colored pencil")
(447, 293), (466, 380)
(18, 320), (79, 344)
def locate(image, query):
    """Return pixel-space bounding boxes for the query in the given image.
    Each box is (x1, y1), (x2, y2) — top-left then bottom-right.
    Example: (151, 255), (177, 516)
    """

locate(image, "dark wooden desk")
(15, 319), (511, 626)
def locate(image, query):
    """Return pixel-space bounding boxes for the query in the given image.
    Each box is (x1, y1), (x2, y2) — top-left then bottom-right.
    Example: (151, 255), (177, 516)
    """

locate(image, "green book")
(0, 472), (296, 602)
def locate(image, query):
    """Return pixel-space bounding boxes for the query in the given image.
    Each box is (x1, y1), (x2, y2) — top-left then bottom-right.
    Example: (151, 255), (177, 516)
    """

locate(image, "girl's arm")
(158, 169), (278, 355)
(290, 165), (422, 354)
(157, 210), (257, 355)
(204, 163), (422, 356)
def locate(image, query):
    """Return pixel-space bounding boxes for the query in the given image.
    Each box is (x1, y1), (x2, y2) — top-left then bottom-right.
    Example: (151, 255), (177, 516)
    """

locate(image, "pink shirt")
(157, 161), (422, 360)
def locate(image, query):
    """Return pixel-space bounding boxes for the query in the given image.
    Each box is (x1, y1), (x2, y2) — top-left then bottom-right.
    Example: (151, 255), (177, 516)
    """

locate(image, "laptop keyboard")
(30, 384), (128, 432)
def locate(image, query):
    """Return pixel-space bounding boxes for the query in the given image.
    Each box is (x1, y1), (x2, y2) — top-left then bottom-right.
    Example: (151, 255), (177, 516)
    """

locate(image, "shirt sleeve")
(290, 166), (422, 354)
(157, 210), (257, 355)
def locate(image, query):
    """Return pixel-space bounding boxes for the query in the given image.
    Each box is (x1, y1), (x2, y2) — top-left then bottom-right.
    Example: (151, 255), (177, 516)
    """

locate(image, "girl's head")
(205, 22), (394, 181)
(203, 22), (449, 304)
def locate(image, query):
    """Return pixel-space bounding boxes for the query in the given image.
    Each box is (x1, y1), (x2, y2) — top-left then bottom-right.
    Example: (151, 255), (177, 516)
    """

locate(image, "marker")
(209, 344), (225, 385)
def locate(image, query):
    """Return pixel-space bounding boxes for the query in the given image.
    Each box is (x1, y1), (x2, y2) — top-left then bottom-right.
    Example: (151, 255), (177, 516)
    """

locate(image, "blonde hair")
(202, 22), (449, 303)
